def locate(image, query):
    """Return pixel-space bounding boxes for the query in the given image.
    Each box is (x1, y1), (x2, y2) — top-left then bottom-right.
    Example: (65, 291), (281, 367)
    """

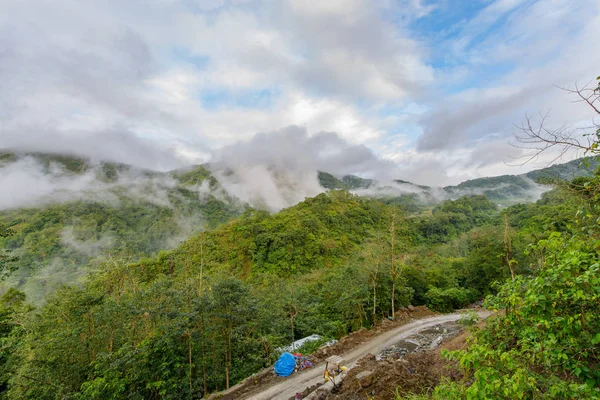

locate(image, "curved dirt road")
(244, 310), (491, 400)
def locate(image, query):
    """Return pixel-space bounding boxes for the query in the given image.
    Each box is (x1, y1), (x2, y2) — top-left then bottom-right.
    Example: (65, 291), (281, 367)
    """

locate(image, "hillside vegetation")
(0, 153), (244, 303)
(0, 181), (588, 398)
(0, 152), (599, 399)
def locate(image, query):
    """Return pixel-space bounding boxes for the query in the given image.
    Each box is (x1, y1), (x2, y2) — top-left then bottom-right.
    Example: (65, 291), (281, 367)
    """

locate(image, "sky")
(0, 0), (598, 185)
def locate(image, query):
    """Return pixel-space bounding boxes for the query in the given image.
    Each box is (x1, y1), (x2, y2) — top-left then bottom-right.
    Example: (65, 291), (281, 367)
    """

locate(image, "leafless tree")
(512, 78), (600, 164)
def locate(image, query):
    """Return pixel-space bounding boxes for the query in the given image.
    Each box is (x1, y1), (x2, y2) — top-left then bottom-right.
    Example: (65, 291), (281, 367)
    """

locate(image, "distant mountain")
(524, 157), (599, 181)
(443, 157), (600, 203)
(317, 157), (599, 207)
(0, 151), (245, 303)
(1, 150), (597, 302)
(317, 171), (373, 190)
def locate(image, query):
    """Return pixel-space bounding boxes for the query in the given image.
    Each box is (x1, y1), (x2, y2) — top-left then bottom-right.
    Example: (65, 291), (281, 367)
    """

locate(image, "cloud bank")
(209, 126), (401, 211)
(0, 0), (598, 186)
(0, 155), (183, 211)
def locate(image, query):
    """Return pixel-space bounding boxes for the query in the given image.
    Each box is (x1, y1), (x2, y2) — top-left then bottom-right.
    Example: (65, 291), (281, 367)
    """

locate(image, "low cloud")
(60, 227), (116, 258)
(0, 155), (181, 211)
(1, 128), (187, 171)
(208, 126), (402, 211)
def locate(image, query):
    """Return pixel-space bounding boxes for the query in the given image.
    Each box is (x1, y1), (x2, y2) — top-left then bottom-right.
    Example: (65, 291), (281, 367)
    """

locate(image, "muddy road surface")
(237, 311), (491, 400)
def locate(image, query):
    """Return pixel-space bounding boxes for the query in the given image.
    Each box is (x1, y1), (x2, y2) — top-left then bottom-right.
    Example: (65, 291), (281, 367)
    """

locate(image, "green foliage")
(416, 195), (497, 244)
(317, 172), (373, 191)
(3, 152), (599, 398)
(379, 194), (428, 214)
(171, 165), (219, 188)
(424, 287), (472, 313)
(0, 289), (30, 395)
(317, 171), (346, 189)
(433, 227), (600, 398)
(178, 191), (398, 277)
(458, 310), (479, 327)
(31, 152), (90, 174)
(0, 180), (243, 302)
(341, 174), (373, 189)
(0, 226), (18, 281)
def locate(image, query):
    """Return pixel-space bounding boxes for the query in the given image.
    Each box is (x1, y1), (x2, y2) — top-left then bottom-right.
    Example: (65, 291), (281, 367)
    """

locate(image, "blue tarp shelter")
(274, 352), (295, 377)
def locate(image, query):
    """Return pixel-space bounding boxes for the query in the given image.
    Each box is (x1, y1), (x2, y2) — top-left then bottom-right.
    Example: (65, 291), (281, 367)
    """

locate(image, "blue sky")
(0, 0), (598, 185)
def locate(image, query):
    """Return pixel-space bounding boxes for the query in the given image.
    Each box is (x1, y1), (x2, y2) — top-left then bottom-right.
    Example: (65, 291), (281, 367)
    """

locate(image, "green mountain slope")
(326, 156), (600, 206)
(1, 151), (597, 304)
(0, 187), (509, 399)
(442, 156), (600, 202)
(1, 150), (595, 398)
(0, 152), (245, 303)
(317, 171), (373, 190)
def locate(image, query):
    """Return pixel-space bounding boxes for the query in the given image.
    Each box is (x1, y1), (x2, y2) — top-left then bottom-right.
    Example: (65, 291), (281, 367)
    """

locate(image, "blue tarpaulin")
(274, 352), (295, 377)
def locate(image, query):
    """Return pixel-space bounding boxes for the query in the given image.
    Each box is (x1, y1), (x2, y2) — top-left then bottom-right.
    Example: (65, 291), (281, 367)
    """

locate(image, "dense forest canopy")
(0, 149), (599, 398)
(1, 0), (598, 397)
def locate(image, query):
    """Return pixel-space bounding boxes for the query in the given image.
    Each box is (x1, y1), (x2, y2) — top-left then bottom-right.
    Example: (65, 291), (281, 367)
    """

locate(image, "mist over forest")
(1, 0), (599, 399)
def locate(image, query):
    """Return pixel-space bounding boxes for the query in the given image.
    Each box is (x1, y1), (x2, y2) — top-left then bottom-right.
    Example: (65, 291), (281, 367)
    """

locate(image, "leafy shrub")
(294, 336), (336, 355)
(425, 287), (472, 312)
(435, 233), (600, 398)
(458, 310), (479, 326)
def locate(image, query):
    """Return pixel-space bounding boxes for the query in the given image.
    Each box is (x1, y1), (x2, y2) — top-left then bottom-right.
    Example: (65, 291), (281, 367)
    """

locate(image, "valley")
(0, 151), (598, 398)
(1, 1), (598, 398)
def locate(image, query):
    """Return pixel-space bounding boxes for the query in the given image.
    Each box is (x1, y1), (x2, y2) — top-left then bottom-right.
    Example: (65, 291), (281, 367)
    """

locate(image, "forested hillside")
(417, 173), (600, 399)
(443, 156), (600, 202)
(0, 176), (590, 398)
(3, 151), (593, 305)
(0, 152), (244, 303)
(0, 150), (599, 398)
(320, 156), (600, 206)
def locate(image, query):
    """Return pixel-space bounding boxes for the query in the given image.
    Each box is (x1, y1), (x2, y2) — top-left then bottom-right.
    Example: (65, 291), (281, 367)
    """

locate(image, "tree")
(0, 225), (18, 280)
(502, 214), (517, 281)
(209, 277), (256, 390)
(513, 76), (600, 162)
(390, 209), (397, 320)
(361, 237), (384, 325)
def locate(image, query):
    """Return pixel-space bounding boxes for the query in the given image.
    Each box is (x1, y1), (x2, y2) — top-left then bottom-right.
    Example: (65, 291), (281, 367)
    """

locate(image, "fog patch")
(162, 214), (206, 249)
(60, 227), (115, 258)
(0, 156), (183, 211)
(0, 157), (100, 210)
(0, 257), (88, 305)
(208, 126), (401, 211)
(444, 176), (552, 204)
(213, 165), (323, 212)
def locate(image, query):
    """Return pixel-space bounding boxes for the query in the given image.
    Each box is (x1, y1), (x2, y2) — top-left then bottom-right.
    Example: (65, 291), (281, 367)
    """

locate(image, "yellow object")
(323, 355), (347, 383)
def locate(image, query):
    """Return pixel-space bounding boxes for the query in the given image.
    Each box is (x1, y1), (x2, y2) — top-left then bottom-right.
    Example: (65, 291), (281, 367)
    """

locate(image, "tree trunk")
(188, 332), (193, 399)
(109, 322), (115, 354)
(503, 214), (516, 281)
(211, 339), (217, 391)
(201, 319), (207, 396)
(391, 282), (395, 321)
(225, 329), (232, 389)
(200, 238), (204, 290)
(225, 346), (229, 390)
(390, 211), (396, 320)
(290, 314), (295, 346)
(373, 282), (376, 324)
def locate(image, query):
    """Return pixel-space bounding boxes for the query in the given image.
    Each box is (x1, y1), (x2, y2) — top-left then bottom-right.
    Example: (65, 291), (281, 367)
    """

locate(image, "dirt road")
(243, 310), (491, 400)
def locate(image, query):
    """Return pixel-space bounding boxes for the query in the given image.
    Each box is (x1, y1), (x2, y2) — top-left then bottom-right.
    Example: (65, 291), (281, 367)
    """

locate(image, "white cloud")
(0, 0), (598, 188)
(413, 0), (599, 183)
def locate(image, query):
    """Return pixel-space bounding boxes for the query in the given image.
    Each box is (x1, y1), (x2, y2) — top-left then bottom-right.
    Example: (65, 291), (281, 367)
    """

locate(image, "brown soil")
(310, 306), (437, 364)
(209, 306), (437, 400)
(315, 326), (475, 400)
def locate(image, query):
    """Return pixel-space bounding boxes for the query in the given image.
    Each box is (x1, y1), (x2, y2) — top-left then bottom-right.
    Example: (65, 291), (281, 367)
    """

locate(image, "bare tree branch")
(510, 78), (600, 165)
